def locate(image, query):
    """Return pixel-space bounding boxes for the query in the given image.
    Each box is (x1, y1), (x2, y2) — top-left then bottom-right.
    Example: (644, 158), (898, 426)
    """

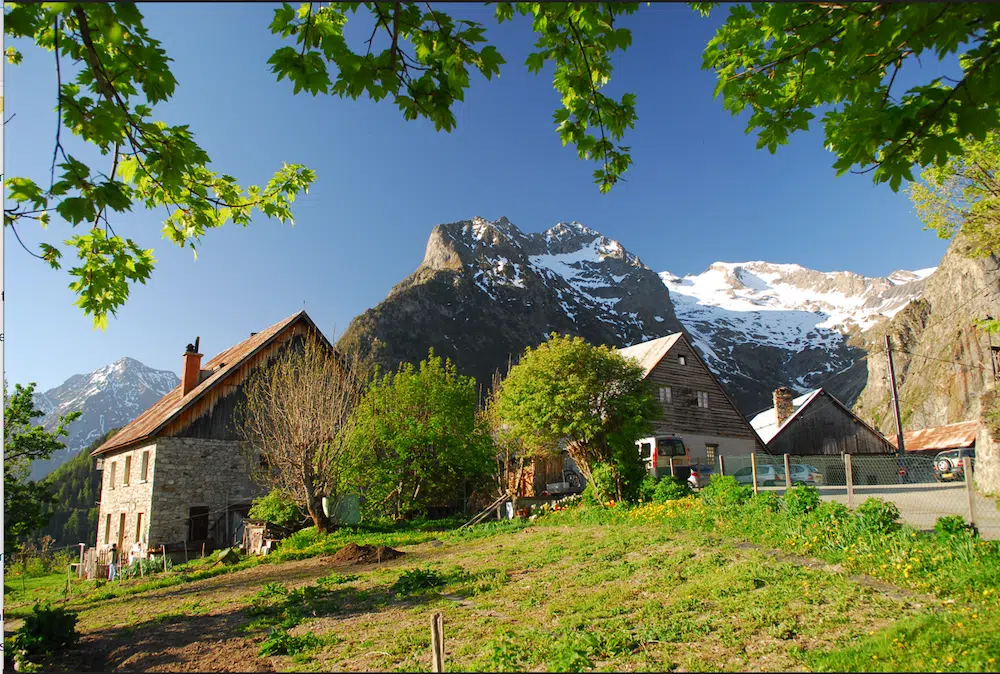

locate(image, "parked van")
(637, 435), (692, 482)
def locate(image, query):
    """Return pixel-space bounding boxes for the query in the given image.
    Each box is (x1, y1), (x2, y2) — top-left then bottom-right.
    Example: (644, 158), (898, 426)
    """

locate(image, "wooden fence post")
(78, 543), (86, 579)
(431, 612), (445, 672)
(845, 454), (854, 509)
(718, 455), (725, 477)
(669, 457), (676, 478)
(966, 455), (978, 529)
(783, 454), (792, 489)
(750, 454), (759, 496)
(162, 545), (168, 573)
(202, 542), (206, 559)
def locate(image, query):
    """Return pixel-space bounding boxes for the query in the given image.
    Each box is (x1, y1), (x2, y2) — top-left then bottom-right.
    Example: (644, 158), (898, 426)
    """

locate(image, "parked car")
(933, 449), (975, 482)
(789, 464), (824, 485)
(687, 464), (717, 489)
(732, 465), (785, 486)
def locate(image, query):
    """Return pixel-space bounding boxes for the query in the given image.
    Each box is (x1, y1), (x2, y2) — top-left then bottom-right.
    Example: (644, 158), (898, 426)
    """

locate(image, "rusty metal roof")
(892, 420), (979, 453)
(93, 310), (322, 456)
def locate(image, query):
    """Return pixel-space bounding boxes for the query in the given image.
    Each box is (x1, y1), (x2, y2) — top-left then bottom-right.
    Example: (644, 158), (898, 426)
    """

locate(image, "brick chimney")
(182, 337), (203, 396)
(774, 387), (795, 427)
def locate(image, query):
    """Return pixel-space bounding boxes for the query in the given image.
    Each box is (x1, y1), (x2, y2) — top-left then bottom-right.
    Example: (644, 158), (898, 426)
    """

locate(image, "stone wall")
(977, 390), (1000, 496)
(95, 441), (157, 550)
(147, 436), (265, 547)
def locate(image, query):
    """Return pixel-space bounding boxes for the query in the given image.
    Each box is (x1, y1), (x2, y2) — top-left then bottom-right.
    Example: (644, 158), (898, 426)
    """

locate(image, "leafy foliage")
(910, 130), (1000, 261)
(651, 475), (692, 503)
(391, 567), (446, 595)
(701, 3), (1000, 191)
(783, 483), (821, 516)
(4, 3), (315, 327)
(934, 514), (976, 543)
(248, 489), (305, 530)
(8, 603), (79, 657)
(258, 629), (321, 657)
(856, 497), (902, 535)
(495, 334), (658, 502)
(698, 474), (752, 508)
(4, 382), (82, 551)
(347, 350), (494, 520)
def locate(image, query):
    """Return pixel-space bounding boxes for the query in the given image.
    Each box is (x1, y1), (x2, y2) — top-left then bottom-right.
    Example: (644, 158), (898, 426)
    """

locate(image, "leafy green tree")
(698, 2), (1000, 191)
(248, 489), (306, 530)
(4, 382), (81, 552)
(347, 350), (493, 521)
(910, 130), (1000, 258)
(5, 2), (639, 326)
(494, 334), (658, 503)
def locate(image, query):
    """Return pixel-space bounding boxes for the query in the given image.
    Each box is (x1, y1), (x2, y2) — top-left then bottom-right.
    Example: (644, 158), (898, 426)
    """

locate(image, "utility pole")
(885, 335), (906, 481)
(986, 316), (998, 381)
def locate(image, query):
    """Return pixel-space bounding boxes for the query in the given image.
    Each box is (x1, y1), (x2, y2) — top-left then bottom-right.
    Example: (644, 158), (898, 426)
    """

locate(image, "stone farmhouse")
(618, 333), (766, 464)
(91, 310), (331, 557)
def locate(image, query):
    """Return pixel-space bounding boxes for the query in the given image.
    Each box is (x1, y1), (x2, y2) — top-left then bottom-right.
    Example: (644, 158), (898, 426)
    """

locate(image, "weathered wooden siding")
(646, 337), (762, 446)
(768, 392), (896, 456)
(165, 331), (311, 440)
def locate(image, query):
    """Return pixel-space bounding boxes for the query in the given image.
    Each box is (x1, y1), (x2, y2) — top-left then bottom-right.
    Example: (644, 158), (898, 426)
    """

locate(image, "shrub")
(699, 475), (752, 507)
(249, 489), (304, 529)
(748, 491), (781, 514)
(652, 476), (692, 503)
(856, 498), (901, 534)
(392, 567), (445, 595)
(589, 464), (618, 503)
(258, 628), (321, 657)
(580, 482), (599, 506)
(934, 515), (976, 542)
(9, 603), (79, 658)
(638, 475), (658, 502)
(784, 484), (821, 516)
(812, 500), (851, 524)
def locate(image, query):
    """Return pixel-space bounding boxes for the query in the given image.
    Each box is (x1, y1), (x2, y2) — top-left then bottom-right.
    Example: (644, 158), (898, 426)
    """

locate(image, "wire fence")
(709, 452), (1000, 541)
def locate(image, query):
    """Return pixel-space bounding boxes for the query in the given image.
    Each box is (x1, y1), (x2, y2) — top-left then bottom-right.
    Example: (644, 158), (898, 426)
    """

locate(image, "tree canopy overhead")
(7, 2), (999, 326)
(698, 2), (1000, 191)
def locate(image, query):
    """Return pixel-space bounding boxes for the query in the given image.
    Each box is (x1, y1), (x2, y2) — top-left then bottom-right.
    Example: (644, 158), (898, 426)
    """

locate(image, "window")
(140, 451), (150, 482)
(639, 442), (652, 460)
(189, 506), (210, 541)
(677, 355), (686, 366)
(104, 514), (111, 544)
(658, 386), (672, 403)
(136, 513), (144, 542)
(109, 461), (117, 490)
(697, 391), (709, 408)
(123, 455), (131, 486)
(705, 444), (718, 464)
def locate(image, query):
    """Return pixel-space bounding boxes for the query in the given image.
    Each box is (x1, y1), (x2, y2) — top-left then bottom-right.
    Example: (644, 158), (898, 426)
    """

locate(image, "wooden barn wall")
(164, 329), (313, 440)
(646, 338), (758, 442)
(768, 394), (896, 456)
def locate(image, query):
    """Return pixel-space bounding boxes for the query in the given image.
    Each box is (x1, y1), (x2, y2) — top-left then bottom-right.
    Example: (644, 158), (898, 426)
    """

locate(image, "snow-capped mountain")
(30, 358), (179, 479)
(338, 216), (685, 388)
(340, 217), (935, 415)
(660, 261), (934, 411)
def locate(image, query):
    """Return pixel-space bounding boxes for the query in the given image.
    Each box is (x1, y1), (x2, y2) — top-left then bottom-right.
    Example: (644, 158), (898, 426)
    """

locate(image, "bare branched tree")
(238, 337), (366, 533)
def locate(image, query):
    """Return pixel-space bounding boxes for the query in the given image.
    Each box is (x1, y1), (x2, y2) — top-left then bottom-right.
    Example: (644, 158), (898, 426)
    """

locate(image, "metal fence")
(710, 453), (1000, 541)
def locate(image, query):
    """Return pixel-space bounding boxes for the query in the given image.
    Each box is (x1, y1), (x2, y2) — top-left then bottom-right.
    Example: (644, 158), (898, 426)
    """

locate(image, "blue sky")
(5, 3), (953, 391)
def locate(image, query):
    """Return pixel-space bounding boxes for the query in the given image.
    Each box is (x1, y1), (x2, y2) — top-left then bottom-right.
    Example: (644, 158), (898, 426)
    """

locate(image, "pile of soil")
(330, 543), (404, 565)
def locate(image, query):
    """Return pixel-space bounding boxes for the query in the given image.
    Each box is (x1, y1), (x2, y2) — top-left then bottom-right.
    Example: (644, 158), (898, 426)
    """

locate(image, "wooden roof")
(93, 310), (327, 456)
(750, 390), (823, 443)
(751, 388), (896, 452)
(891, 420), (979, 453)
(617, 333), (683, 377)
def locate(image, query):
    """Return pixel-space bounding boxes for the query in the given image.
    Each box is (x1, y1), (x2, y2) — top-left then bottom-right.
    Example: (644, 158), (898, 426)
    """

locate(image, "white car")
(731, 465), (785, 486)
(789, 463), (824, 485)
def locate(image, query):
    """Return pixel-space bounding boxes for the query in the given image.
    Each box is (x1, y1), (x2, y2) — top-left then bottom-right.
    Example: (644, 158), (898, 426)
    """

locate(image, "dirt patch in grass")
(329, 543), (404, 565)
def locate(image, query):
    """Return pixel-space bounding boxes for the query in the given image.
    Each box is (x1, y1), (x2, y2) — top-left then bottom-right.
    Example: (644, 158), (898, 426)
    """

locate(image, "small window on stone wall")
(109, 462), (117, 490)
(123, 455), (131, 486)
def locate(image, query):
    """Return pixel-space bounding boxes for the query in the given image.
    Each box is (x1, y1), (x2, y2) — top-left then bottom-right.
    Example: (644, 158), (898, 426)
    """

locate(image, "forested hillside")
(38, 430), (117, 547)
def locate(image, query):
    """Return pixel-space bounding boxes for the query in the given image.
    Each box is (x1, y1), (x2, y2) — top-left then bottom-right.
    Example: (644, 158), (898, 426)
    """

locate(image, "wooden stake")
(718, 455), (725, 477)
(845, 454), (854, 509)
(966, 454), (978, 529)
(430, 612), (444, 672)
(202, 541), (206, 559)
(784, 454), (792, 489)
(669, 456), (676, 478)
(78, 543), (86, 579)
(750, 453), (759, 496)
(162, 545), (168, 573)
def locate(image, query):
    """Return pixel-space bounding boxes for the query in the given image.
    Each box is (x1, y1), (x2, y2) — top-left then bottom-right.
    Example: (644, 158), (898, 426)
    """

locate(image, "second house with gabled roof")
(91, 310), (331, 557)
(618, 333), (766, 465)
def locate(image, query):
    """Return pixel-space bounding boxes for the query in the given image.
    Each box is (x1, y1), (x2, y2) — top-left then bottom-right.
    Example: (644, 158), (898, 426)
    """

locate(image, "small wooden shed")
(241, 520), (293, 556)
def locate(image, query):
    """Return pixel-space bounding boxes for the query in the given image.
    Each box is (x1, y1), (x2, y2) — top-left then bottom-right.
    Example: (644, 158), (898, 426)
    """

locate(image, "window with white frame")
(697, 391), (709, 408)
(658, 386), (672, 403)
